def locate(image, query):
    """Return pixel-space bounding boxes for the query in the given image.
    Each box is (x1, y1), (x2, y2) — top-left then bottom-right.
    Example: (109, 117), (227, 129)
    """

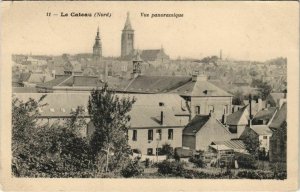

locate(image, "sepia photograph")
(0, 1), (299, 191)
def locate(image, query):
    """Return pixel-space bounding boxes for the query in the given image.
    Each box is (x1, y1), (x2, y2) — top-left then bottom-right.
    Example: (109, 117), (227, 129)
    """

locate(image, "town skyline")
(3, 2), (298, 61)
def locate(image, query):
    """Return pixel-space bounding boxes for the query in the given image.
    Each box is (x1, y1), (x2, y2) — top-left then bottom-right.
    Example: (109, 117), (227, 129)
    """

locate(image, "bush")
(236, 154), (257, 169)
(157, 160), (184, 176)
(189, 156), (205, 168)
(161, 144), (174, 159)
(145, 158), (150, 168)
(236, 170), (275, 179)
(121, 159), (144, 178)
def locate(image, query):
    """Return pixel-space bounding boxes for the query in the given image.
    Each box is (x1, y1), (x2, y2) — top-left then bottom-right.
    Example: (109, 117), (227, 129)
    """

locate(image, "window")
(208, 105), (214, 113)
(195, 106), (200, 115)
(168, 129), (173, 140)
(132, 130), (137, 141)
(147, 148), (153, 155)
(263, 136), (268, 139)
(148, 129), (153, 140)
(229, 125), (237, 133)
(156, 129), (162, 140)
(159, 102), (165, 107)
(223, 105), (228, 114)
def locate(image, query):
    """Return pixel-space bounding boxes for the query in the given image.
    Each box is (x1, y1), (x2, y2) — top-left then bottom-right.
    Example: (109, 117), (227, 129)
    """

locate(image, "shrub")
(189, 156), (205, 168)
(121, 159), (144, 178)
(145, 158), (150, 168)
(236, 153), (257, 169)
(236, 170), (275, 179)
(157, 160), (184, 176)
(161, 144), (174, 159)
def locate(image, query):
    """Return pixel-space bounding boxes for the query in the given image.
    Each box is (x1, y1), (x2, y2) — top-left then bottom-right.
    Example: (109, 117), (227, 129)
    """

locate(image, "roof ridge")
(56, 75), (73, 86)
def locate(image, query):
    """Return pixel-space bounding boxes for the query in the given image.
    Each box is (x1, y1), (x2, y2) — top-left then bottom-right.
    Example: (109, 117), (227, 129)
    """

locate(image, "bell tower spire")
(121, 12), (134, 59)
(93, 26), (102, 64)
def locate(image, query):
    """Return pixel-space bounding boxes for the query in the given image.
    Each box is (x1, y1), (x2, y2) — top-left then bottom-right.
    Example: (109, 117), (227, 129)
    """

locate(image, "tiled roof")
(183, 115), (210, 135)
(124, 75), (191, 93)
(250, 125), (272, 136)
(226, 105), (249, 125)
(36, 75), (71, 88)
(170, 79), (232, 97)
(269, 102), (287, 129)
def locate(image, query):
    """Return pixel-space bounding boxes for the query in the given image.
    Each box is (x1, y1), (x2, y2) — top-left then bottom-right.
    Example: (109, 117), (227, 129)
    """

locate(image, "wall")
(195, 118), (233, 151)
(182, 135), (196, 149)
(128, 127), (183, 155)
(191, 96), (232, 120)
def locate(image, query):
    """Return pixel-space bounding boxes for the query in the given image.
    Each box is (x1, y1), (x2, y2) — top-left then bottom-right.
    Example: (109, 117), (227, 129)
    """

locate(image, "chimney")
(248, 94), (253, 126)
(192, 74), (208, 82)
(52, 70), (56, 78)
(222, 113), (227, 124)
(160, 111), (164, 125)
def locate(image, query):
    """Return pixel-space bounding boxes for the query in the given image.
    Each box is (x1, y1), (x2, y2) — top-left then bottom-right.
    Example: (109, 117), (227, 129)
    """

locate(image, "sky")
(2, 1), (299, 61)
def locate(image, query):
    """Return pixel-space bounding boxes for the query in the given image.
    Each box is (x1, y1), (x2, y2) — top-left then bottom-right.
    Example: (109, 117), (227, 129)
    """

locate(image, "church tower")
(93, 27), (102, 64)
(121, 12), (134, 58)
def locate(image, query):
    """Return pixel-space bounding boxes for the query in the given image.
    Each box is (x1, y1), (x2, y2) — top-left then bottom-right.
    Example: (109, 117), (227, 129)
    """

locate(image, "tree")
(232, 90), (244, 105)
(251, 79), (272, 100)
(161, 143), (174, 159)
(88, 83), (136, 172)
(12, 95), (94, 177)
(243, 129), (260, 158)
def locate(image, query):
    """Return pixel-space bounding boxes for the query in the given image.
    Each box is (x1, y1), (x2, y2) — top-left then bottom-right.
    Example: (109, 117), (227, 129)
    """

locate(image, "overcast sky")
(2, 1), (298, 61)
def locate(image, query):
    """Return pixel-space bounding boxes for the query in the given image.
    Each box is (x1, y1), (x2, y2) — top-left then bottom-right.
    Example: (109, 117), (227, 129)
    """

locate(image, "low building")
(182, 113), (233, 151)
(225, 105), (249, 138)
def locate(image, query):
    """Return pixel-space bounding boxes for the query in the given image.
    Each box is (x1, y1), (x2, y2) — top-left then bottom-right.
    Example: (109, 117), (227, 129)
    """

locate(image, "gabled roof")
(129, 106), (182, 128)
(253, 107), (277, 122)
(250, 125), (272, 136)
(140, 49), (168, 61)
(183, 115), (210, 135)
(124, 75), (191, 93)
(269, 102), (287, 129)
(170, 79), (232, 97)
(226, 105), (249, 125)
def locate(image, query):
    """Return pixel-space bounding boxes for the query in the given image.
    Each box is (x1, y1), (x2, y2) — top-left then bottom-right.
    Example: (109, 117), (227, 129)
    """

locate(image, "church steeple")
(121, 12), (134, 58)
(123, 12), (133, 31)
(93, 26), (102, 64)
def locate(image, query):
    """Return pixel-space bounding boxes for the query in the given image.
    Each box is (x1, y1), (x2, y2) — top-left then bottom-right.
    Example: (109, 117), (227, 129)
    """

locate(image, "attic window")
(159, 102), (165, 107)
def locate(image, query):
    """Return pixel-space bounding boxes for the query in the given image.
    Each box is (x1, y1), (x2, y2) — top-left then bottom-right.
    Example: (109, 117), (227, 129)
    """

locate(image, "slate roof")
(14, 93), (185, 127)
(183, 115), (210, 135)
(253, 107), (277, 122)
(140, 50), (166, 61)
(129, 106), (181, 128)
(226, 105), (249, 125)
(124, 75), (191, 93)
(170, 79), (232, 97)
(250, 125), (273, 136)
(269, 102), (287, 129)
(19, 73), (54, 84)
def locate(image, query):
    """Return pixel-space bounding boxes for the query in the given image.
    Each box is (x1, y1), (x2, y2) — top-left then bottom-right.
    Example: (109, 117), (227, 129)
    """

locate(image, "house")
(170, 74), (233, 120)
(265, 92), (286, 107)
(252, 107), (277, 125)
(225, 105), (249, 138)
(182, 113), (233, 151)
(240, 125), (273, 152)
(14, 92), (188, 156)
(18, 72), (54, 87)
(269, 102), (287, 163)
